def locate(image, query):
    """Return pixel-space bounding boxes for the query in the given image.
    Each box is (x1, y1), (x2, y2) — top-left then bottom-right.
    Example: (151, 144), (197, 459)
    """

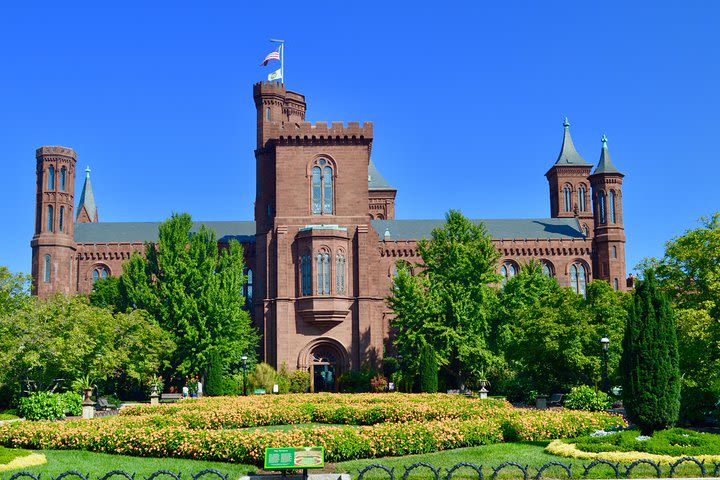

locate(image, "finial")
(384, 228), (391, 238)
(85, 166), (91, 178)
(563, 117), (570, 128)
(601, 134), (608, 148)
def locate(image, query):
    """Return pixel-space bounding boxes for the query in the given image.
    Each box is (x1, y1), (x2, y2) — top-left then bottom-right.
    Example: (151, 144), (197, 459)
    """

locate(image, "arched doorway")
(299, 338), (349, 393)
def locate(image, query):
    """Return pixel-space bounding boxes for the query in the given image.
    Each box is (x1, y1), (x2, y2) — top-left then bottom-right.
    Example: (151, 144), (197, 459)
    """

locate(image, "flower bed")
(0, 394), (626, 465)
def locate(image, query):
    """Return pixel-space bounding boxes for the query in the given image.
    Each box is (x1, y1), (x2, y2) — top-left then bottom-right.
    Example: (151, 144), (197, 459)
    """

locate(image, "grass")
(332, 441), (714, 479)
(0, 414), (19, 421)
(569, 427), (720, 456)
(4, 450), (257, 476)
(0, 445), (33, 465)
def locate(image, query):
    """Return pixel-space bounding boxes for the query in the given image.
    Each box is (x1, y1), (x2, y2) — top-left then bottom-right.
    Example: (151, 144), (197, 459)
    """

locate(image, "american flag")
(260, 49), (280, 66)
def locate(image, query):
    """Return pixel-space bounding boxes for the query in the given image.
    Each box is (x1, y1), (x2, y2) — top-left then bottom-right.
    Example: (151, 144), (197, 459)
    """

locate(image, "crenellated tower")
(30, 146), (78, 297)
(545, 119), (594, 237)
(589, 135), (626, 291)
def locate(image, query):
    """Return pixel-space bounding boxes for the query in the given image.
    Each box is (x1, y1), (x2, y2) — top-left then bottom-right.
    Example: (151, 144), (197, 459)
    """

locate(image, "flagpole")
(270, 38), (285, 84)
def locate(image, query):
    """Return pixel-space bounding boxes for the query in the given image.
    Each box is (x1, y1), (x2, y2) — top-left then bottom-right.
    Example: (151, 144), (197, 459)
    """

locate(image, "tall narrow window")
(542, 262), (553, 277)
(599, 191), (606, 224)
(609, 190), (616, 224)
(44, 255), (51, 283)
(301, 255), (312, 295)
(578, 186), (586, 211)
(311, 158), (334, 215)
(614, 278), (619, 291)
(563, 186), (572, 212)
(336, 252), (345, 294)
(244, 268), (253, 306)
(612, 245), (617, 258)
(571, 263), (587, 297)
(59, 206), (64, 232)
(316, 253), (323, 294)
(48, 166), (55, 190)
(323, 253), (330, 294)
(266, 107), (271, 121)
(47, 205), (54, 232)
(60, 167), (66, 191)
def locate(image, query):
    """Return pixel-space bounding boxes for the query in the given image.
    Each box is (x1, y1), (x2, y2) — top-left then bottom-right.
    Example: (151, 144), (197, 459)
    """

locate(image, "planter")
(83, 388), (93, 402)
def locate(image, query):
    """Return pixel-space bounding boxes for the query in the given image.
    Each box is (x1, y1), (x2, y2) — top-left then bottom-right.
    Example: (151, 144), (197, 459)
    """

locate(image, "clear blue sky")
(1, 2), (718, 276)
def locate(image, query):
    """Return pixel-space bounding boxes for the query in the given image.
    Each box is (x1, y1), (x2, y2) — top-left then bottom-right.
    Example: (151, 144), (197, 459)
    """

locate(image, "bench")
(161, 393), (183, 402)
(95, 397), (112, 410)
(548, 393), (564, 407)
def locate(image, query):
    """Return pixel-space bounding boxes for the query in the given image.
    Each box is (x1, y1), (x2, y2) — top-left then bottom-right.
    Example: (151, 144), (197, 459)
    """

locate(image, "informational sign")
(254, 388), (266, 395)
(264, 447), (325, 469)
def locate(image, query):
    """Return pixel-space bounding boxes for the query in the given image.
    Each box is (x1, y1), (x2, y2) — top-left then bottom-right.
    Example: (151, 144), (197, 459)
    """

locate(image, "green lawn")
(0, 414), (19, 421)
(333, 441), (711, 479)
(4, 450), (257, 477)
(0, 445), (33, 465)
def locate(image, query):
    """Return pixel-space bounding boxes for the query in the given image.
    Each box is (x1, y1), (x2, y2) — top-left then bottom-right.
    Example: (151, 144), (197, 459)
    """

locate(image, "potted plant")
(77, 374), (94, 402)
(147, 374), (163, 396)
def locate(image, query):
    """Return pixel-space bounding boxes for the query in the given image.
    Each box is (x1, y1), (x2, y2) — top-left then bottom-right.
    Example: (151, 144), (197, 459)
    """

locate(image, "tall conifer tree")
(621, 270), (680, 434)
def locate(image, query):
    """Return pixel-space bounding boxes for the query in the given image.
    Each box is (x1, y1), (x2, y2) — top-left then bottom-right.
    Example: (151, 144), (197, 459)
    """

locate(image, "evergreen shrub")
(564, 385), (611, 411)
(288, 370), (310, 393)
(204, 349), (224, 396)
(419, 342), (438, 393)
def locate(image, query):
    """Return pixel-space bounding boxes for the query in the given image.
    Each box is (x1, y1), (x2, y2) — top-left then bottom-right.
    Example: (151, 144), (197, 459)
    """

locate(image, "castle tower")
(589, 135), (626, 291)
(76, 167), (98, 223)
(31, 146), (78, 297)
(545, 119), (594, 237)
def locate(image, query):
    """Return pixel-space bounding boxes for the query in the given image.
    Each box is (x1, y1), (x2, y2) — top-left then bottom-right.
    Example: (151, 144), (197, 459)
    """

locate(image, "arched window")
(47, 205), (54, 232)
(499, 262), (517, 285)
(316, 250), (330, 295)
(612, 245), (617, 258)
(336, 252), (346, 294)
(578, 185), (587, 212)
(60, 167), (66, 191)
(563, 186), (572, 212)
(44, 254), (51, 283)
(583, 224), (590, 237)
(244, 268), (253, 306)
(92, 266), (109, 283)
(301, 254), (312, 295)
(265, 107), (271, 121)
(599, 191), (606, 224)
(59, 206), (64, 232)
(48, 166), (55, 190)
(614, 278), (619, 291)
(311, 158), (334, 214)
(570, 263), (587, 297)
(609, 190), (616, 224)
(542, 261), (554, 277)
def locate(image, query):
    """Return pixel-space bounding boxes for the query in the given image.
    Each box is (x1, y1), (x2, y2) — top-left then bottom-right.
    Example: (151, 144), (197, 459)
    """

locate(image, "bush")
(275, 364), (291, 394)
(338, 369), (374, 393)
(419, 343), (438, 393)
(680, 385), (720, 425)
(248, 363), (277, 392)
(288, 370), (310, 393)
(370, 374), (389, 393)
(564, 385), (611, 411)
(222, 375), (243, 395)
(18, 392), (66, 421)
(204, 349), (224, 396)
(58, 392), (83, 416)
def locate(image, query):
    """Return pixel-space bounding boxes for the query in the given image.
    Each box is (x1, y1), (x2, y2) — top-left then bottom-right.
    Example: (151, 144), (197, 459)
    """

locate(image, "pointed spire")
(76, 165), (98, 223)
(554, 118), (590, 166)
(593, 135), (622, 174)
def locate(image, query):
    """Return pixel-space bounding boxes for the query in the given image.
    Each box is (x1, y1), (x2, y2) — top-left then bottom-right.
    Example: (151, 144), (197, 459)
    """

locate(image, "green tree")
(388, 210), (500, 388)
(0, 295), (174, 405)
(96, 213), (260, 375)
(418, 341), (438, 393)
(497, 262), (626, 393)
(638, 213), (720, 422)
(0, 267), (30, 316)
(621, 270), (680, 435)
(204, 348), (224, 396)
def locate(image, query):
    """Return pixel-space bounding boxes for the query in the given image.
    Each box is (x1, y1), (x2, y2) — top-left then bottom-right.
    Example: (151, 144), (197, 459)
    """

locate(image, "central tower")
(252, 82), (384, 390)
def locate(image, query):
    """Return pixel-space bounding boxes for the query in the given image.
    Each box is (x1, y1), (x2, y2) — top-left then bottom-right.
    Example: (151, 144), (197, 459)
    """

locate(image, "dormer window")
(311, 158), (334, 215)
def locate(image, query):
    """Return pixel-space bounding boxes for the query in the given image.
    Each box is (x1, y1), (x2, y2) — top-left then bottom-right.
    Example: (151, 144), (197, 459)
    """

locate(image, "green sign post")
(264, 447), (325, 470)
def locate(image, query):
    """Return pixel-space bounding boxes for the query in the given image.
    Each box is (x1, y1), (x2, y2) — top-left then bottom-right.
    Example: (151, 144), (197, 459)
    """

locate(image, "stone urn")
(83, 388), (93, 402)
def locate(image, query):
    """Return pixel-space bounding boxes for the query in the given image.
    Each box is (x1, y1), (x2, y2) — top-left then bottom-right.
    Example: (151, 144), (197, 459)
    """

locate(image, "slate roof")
(554, 119), (590, 166)
(371, 218), (586, 241)
(592, 135), (622, 175)
(368, 160), (394, 190)
(74, 221), (256, 243)
(76, 167), (98, 221)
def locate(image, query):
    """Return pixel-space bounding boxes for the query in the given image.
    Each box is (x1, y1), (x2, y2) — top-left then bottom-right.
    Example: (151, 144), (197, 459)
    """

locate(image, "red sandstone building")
(31, 82), (628, 391)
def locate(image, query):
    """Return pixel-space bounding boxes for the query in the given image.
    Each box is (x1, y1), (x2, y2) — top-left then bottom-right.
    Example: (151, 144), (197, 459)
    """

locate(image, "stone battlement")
(36, 146), (77, 158)
(276, 121), (373, 140)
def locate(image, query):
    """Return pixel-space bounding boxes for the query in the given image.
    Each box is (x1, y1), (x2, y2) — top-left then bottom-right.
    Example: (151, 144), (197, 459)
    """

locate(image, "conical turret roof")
(554, 118), (590, 166)
(593, 135), (622, 174)
(76, 166), (98, 222)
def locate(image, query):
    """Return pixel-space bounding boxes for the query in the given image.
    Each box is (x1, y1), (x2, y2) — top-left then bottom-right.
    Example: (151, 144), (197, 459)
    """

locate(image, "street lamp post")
(600, 336), (610, 394)
(241, 355), (248, 396)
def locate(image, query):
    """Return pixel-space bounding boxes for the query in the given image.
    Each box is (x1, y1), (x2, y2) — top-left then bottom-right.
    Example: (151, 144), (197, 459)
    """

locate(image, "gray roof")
(554, 119), (590, 166)
(592, 136), (622, 175)
(76, 167), (98, 221)
(371, 218), (586, 240)
(74, 221), (256, 243)
(368, 160), (395, 190)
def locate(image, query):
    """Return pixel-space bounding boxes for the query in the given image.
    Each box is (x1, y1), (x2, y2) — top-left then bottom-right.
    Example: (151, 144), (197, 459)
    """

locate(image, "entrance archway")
(298, 338), (349, 393)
